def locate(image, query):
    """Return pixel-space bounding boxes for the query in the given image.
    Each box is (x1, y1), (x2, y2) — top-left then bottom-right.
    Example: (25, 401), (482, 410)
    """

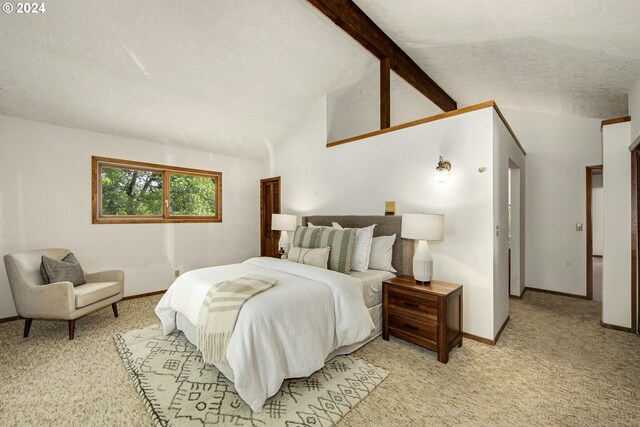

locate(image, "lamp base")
(412, 240), (433, 283)
(278, 231), (290, 257)
(414, 279), (432, 285)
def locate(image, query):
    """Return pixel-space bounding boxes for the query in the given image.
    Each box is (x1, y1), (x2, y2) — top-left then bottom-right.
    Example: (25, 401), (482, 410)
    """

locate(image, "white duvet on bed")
(154, 256), (374, 412)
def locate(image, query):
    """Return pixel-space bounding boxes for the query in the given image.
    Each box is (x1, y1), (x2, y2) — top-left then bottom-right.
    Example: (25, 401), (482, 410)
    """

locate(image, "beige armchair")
(3, 248), (124, 340)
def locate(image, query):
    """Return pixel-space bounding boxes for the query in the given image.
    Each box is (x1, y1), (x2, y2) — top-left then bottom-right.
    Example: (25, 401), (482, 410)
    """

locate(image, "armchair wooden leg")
(23, 318), (32, 338)
(68, 320), (75, 340)
(111, 303), (119, 318)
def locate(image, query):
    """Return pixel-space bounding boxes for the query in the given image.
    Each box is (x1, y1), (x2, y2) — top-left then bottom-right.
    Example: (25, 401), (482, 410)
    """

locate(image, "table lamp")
(271, 214), (297, 257)
(401, 213), (445, 284)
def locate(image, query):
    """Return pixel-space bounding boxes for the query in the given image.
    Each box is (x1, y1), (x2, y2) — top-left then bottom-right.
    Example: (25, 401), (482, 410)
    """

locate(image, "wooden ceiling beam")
(307, 0), (457, 112)
(380, 57), (391, 129)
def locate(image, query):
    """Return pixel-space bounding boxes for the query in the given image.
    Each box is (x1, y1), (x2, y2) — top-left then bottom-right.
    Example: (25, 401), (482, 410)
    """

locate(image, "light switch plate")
(576, 223), (583, 231)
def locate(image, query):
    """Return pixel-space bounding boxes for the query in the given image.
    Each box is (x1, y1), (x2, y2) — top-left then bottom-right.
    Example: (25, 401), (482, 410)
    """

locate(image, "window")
(92, 156), (222, 223)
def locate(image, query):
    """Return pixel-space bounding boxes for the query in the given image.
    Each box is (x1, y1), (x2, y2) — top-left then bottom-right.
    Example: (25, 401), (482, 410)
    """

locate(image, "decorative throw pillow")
(292, 226), (357, 274)
(287, 246), (330, 269)
(40, 252), (87, 286)
(333, 223), (376, 272)
(368, 234), (397, 273)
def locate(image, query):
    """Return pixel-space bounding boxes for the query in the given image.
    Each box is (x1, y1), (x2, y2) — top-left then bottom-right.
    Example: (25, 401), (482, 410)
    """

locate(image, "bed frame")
(301, 215), (413, 276)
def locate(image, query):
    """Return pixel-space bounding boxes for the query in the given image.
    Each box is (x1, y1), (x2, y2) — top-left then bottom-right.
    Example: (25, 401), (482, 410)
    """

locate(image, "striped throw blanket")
(197, 274), (277, 364)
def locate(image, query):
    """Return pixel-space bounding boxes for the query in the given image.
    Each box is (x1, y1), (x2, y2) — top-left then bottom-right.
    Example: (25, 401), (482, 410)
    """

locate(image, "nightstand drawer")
(388, 288), (438, 323)
(388, 313), (437, 343)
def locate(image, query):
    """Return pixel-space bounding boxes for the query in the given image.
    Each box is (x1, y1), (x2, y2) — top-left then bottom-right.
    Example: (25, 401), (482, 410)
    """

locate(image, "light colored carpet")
(0, 292), (639, 426)
(115, 324), (388, 426)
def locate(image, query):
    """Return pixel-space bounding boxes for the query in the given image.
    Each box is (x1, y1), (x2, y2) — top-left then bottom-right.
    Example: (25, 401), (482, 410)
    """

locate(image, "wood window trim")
(92, 156), (222, 224)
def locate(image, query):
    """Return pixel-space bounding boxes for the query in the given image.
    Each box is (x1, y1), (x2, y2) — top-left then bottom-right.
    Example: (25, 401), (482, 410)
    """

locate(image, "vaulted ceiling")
(354, 0), (640, 119)
(0, 0), (374, 159)
(1, 0), (639, 159)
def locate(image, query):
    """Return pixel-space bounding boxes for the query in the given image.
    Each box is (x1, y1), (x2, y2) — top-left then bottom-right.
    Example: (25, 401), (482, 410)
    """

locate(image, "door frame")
(585, 164), (603, 301)
(260, 177), (281, 257)
(508, 161), (523, 297)
(630, 137), (640, 333)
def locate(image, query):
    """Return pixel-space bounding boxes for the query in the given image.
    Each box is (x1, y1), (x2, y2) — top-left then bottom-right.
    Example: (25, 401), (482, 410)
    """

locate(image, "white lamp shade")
(401, 213), (444, 241)
(271, 214), (297, 231)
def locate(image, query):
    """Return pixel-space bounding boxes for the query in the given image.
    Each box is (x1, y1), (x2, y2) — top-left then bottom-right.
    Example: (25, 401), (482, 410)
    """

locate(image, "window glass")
(101, 167), (163, 216)
(170, 174), (217, 216)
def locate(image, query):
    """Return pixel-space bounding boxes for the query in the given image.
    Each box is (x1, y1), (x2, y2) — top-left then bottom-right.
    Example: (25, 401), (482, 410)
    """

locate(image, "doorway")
(586, 165), (603, 301)
(508, 160), (523, 297)
(260, 177), (281, 258)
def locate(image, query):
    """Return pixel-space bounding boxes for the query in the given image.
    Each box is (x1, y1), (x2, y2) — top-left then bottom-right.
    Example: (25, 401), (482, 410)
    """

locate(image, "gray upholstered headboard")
(301, 215), (413, 276)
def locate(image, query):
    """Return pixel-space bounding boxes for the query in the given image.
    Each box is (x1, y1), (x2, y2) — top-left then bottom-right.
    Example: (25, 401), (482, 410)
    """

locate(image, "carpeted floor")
(0, 291), (638, 426)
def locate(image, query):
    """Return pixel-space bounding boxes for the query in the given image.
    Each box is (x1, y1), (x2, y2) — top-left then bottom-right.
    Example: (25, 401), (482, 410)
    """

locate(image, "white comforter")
(154, 257), (374, 412)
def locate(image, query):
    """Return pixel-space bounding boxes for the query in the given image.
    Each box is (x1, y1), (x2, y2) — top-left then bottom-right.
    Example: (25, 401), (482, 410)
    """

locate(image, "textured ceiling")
(0, 0), (374, 159)
(355, 0), (640, 119)
(1, 1), (639, 159)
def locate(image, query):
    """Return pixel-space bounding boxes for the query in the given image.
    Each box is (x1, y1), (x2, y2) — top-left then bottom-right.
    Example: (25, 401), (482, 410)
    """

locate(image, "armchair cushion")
(40, 253), (86, 286)
(74, 281), (120, 308)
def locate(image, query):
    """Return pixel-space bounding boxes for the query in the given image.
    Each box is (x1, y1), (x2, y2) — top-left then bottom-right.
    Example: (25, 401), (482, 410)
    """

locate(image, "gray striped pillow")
(292, 226), (356, 274)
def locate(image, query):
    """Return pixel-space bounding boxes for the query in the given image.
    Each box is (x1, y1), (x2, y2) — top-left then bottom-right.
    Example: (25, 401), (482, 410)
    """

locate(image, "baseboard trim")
(122, 289), (167, 301)
(524, 286), (588, 300)
(600, 321), (634, 333)
(462, 332), (494, 345)
(494, 315), (510, 343)
(509, 288), (527, 299)
(462, 315), (510, 346)
(0, 315), (21, 324)
(0, 289), (167, 323)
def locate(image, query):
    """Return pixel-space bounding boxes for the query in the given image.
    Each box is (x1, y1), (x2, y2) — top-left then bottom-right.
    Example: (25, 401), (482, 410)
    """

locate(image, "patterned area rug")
(114, 324), (388, 426)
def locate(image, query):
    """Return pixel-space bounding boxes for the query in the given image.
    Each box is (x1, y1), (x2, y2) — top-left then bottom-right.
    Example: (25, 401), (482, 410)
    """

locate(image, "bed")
(155, 215), (412, 412)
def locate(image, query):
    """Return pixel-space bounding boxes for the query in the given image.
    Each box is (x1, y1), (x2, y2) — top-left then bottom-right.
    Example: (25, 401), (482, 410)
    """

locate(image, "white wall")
(271, 96), (502, 340)
(492, 112), (526, 335)
(629, 76), (640, 144)
(390, 71), (441, 126)
(0, 115), (262, 318)
(327, 63), (379, 143)
(502, 109), (602, 296)
(326, 66), (441, 143)
(602, 121), (632, 328)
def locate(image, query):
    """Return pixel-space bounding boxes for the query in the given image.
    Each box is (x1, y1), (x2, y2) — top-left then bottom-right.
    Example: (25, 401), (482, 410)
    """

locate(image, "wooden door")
(260, 177), (281, 257)
(632, 151), (639, 333)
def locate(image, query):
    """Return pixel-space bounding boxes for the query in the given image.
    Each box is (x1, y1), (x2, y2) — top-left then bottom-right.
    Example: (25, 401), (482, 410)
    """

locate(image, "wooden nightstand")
(382, 276), (463, 363)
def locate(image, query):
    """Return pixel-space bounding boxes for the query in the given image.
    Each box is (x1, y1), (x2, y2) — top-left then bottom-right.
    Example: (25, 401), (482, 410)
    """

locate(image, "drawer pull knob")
(403, 302), (419, 308)
(403, 324), (419, 331)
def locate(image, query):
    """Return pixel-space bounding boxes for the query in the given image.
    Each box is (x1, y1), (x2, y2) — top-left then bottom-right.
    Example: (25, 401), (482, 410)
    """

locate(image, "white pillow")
(333, 222), (376, 272)
(287, 246), (330, 269)
(368, 234), (397, 273)
(307, 222), (322, 228)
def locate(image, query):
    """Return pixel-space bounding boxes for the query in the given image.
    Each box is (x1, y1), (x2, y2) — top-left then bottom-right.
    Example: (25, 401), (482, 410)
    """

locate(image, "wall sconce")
(434, 156), (452, 183)
(385, 201), (397, 216)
